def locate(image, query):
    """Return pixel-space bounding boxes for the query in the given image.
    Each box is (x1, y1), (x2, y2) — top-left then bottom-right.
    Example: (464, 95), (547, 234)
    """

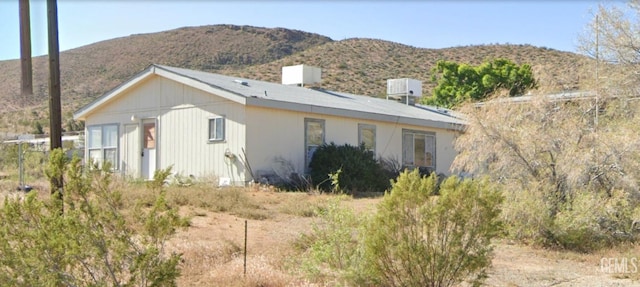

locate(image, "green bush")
(309, 142), (390, 194)
(500, 180), (640, 252)
(0, 150), (184, 286)
(546, 189), (639, 252)
(361, 170), (503, 287)
(301, 170), (503, 287)
(300, 196), (362, 283)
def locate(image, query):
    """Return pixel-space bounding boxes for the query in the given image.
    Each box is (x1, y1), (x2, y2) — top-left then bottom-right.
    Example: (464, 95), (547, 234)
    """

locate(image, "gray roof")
(75, 64), (465, 131)
(154, 65), (465, 130)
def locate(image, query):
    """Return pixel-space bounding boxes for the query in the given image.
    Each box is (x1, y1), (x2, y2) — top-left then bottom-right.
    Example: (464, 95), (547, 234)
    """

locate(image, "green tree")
(32, 121), (44, 134)
(426, 59), (537, 108)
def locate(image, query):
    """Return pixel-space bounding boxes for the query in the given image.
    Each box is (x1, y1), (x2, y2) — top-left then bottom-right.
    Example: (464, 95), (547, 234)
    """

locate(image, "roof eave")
(246, 97), (466, 131)
(153, 65), (247, 105)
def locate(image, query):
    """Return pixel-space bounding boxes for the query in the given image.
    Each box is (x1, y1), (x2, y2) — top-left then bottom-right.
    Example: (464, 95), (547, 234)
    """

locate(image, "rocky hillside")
(0, 25), (593, 134)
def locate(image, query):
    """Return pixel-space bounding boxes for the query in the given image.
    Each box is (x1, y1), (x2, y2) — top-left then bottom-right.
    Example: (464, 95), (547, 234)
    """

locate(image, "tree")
(447, 1), (640, 251)
(32, 121), (44, 134)
(579, 1), (640, 96)
(425, 59), (537, 108)
(453, 94), (640, 251)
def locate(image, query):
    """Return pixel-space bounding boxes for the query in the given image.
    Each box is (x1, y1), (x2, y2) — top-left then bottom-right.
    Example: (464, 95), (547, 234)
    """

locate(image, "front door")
(141, 119), (157, 180)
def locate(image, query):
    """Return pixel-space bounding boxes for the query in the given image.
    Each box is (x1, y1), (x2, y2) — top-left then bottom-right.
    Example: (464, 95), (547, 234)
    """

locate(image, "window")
(143, 122), (156, 149)
(358, 124), (376, 153)
(402, 129), (436, 170)
(88, 124), (118, 169)
(208, 117), (225, 142)
(305, 118), (325, 168)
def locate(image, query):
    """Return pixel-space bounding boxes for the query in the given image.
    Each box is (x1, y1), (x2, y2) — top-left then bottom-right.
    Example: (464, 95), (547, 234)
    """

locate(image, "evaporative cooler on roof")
(387, 78), (422, 105)
(282, 64), (322, 86)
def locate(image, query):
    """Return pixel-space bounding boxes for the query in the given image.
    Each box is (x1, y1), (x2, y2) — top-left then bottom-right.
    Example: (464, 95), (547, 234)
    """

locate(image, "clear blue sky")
(0, 1), (604, 61)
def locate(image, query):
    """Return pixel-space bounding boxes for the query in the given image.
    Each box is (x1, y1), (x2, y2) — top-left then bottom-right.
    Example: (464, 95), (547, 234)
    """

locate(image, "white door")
(123, 124), (140, 178)
(141, 119), (157, 180)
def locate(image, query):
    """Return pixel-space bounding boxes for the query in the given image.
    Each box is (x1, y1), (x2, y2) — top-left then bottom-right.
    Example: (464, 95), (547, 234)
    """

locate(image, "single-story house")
(74, 64), (465, 185)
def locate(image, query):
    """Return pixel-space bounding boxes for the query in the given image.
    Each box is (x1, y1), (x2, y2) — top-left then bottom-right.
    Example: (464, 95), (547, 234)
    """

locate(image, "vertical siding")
(84, 75), (247, 183)
(85, 74), (458, 183)
(245, 106), (459, 180)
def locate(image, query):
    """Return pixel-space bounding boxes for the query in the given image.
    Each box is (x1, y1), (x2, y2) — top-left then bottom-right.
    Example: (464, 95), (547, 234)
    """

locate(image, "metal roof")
(75, 64), (466, 131)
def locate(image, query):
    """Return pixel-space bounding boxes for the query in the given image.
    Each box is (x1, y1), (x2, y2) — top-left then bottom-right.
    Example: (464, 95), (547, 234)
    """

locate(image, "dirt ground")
(169, 191), (640, 287)
(1, 183), (639, 286)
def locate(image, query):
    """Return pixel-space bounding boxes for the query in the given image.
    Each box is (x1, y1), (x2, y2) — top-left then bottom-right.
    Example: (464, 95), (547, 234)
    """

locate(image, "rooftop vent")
(282, 64), (321, 87)
(233, 79), (249, 86)
(386, 78), (422, 105)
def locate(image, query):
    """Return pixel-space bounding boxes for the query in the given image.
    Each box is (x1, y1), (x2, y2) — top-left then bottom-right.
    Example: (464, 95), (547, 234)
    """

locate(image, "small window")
(402, 129), (436, 171)
(208, 117), (225, 142)
(305, 118), (325, 168)
(87, 124), (119, 169)
(358, 124), (376, 153)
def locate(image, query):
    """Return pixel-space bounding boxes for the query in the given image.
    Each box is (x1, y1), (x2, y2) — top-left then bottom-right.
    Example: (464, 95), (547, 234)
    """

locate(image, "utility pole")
(595, 15), (599, 130)
(47, 0), (63, 208)
(19, 0), (33, 97)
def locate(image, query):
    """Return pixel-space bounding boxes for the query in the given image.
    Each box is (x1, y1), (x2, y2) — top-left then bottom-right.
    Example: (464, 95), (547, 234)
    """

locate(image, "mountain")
(0, 24), (592, 134)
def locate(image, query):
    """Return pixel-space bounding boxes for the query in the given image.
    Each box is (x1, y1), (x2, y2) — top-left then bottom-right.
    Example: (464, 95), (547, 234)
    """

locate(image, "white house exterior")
(74, 64), (465, 185)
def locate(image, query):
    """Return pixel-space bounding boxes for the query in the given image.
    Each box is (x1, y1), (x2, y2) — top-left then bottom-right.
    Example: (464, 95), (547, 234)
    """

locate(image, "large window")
(358, 124), (376, 153)
(402, 129), (436, 171)
(208, 117), (225, 142)
(88, 124), (118, 169)
(305, 118), (325, 168)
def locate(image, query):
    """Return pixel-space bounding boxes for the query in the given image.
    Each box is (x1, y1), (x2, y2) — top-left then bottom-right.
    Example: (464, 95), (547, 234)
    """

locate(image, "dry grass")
(2, 175), (638, 286)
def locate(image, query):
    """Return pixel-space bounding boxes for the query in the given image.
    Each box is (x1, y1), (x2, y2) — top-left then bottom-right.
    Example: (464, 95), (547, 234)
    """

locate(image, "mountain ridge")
(0, 24), (592, 133)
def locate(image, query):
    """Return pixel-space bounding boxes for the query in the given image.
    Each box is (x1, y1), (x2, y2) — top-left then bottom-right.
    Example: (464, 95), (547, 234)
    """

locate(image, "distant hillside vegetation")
(231, 39), (592, 97)
(0, 25), (593, 134)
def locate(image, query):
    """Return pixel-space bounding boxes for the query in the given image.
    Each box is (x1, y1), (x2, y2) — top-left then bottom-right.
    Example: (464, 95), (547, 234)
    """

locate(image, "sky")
(0, 1), (607, 61)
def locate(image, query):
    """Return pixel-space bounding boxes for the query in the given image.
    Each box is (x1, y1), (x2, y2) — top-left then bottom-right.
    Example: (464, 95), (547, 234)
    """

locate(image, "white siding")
(84, 74), (459, 184)
(245, 106), (459, 181)
(84, 76), (248, 183)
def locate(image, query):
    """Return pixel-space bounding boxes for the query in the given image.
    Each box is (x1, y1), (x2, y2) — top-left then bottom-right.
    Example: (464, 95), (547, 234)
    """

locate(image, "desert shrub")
(0, 150), (184, 286)
(500, 181), (552, 242)
(545, 189), (640, 252)
(302, 170), (502, 286)
(360, 170), (503, 287)
(300, 196), (363, 283)
(309, 142), (390, 194)
(147, 165), (174, 189)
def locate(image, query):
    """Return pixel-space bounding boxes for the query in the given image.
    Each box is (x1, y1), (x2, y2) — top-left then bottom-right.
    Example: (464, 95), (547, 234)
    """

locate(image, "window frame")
(87, 123), (119, 170)
(402, 129), (436, 171)
(208, 116), (226, 142)
(304, 118), (325, 169)
(358, 123), (376, 154)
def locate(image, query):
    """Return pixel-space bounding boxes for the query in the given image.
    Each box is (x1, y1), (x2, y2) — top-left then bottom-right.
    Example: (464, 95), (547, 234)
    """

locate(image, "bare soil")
(1, 184), (638, 286)
(170, 191), (640, 287)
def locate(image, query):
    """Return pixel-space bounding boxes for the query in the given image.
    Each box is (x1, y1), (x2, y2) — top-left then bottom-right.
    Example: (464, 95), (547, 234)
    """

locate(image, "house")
(74, 64), (465, 185)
